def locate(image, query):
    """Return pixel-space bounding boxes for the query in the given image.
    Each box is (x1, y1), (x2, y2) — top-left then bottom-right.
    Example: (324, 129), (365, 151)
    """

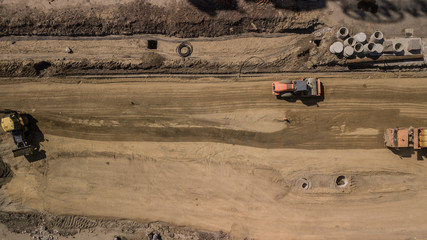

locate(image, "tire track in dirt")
(0, 76), (426, 149)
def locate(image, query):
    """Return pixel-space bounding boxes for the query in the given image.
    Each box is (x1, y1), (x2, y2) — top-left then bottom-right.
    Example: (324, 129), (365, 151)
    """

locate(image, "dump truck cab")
(273, 78), (321, 98)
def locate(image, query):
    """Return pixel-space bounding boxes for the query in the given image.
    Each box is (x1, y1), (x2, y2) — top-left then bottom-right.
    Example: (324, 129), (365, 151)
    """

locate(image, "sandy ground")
(1, 0), (426, 76)
(0, 0), (426, 239)
(0, 34), (313, 65)
(0, 73), (427, 239)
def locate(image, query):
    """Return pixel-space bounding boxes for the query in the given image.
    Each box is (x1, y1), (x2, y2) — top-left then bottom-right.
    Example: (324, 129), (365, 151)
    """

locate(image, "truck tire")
(281, 92), (293, 98)
(279, 79), (292, 84)
(177, 42), (193, 57)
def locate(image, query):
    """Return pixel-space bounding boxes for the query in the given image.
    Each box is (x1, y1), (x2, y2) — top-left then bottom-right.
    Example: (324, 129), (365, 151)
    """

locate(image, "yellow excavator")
(1, 110), (34, 157)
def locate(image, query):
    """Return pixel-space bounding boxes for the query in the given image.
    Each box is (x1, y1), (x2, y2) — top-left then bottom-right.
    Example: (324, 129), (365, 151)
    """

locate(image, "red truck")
(272, 78), (321, 99)
(384, 127), (427, 149)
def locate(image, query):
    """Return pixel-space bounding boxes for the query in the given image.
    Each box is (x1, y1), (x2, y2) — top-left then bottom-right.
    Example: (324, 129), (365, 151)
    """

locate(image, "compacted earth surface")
(0, 0), (427, 239)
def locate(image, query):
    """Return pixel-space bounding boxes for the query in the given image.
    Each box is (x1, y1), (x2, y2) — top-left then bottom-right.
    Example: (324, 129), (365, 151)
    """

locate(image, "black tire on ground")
(176, 42), (193, 57)
(279, 79), (292, 84)
(281, 92), (293, 98)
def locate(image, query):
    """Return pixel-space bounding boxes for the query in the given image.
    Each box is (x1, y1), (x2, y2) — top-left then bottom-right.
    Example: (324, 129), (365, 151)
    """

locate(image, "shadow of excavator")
(341, 0), (427, 23)
(22, 114), (46, 162)
(188, 0), (326, 16)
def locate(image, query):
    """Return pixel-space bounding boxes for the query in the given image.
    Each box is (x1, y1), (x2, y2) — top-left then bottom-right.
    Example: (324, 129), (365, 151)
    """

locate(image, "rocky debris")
(65, 47), (73, 54)
(0, 211), (230, 240)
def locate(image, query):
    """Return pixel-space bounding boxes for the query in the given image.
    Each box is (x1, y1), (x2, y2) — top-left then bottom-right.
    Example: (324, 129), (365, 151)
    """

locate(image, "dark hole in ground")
(336, 175), (347, 187)
(147, 40), (158, 49)
(314, 39), (321, 47)
(297, 49), (310, 57)
(302, 183), (308, 189)
(33, 61), (52, 73)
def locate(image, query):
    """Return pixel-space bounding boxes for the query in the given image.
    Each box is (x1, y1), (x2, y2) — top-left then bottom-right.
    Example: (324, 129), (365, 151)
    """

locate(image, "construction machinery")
(272, 77), (321, 99)
(384, 127), (427, 149)
(1, 110), (34, 157)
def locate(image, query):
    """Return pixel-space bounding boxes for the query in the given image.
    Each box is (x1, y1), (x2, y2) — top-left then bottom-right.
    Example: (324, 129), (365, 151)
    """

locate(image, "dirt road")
(1, 73), (427, 239)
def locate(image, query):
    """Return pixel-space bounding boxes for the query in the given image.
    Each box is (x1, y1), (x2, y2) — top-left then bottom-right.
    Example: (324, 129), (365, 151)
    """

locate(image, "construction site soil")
(1, 0), (427, 239)
(0, 73), (427, 239)
(0, 0), (320, 37)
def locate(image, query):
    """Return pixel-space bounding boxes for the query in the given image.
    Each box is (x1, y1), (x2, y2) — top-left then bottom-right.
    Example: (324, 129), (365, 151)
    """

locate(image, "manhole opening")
(336, 175), (348, 187)
(314, 39), (321, 47)
(302, 183), (308, 189)
(147, 40), (158, 49)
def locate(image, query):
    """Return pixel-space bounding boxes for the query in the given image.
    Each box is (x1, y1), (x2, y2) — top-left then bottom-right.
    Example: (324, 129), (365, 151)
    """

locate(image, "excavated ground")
(0, 73), (427, 239)
(1, 0), (427, 239)
(0, 0), (321, 37)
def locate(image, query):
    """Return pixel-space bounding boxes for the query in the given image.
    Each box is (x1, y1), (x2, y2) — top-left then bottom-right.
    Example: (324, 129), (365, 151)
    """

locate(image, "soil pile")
(0, 0), (321, 37)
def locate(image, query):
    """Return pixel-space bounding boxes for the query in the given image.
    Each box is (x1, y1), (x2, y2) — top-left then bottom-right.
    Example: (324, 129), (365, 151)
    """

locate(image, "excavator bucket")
(12, 146), (34, 157)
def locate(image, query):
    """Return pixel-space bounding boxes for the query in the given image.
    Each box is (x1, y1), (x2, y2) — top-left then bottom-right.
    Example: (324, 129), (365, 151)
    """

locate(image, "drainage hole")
(336, 175), (348, 187)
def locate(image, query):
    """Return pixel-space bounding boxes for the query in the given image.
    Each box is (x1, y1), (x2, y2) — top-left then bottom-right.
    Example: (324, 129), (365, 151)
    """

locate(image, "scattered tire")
(281, 92), (293, 98)
(279, 79), (292, 84)
(176, 42), (193, 57)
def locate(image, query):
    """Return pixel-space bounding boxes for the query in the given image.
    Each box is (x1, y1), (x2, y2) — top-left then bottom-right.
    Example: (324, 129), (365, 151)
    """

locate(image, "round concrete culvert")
(343, 46), (354, 58)
(296, 178), (311, 190)
(354, 32), (367, 43)
(337, 27), (349, 39)
(344, 37), (356, 47)
(335, 175), (348, 188)
(302, 182), (308, 189)
(329, 42), (344, 54)
(363, 42), (376, 54)
(354, 43), (364, 54)
(394, 42), (404, 53)
(370, 31), (384, 43)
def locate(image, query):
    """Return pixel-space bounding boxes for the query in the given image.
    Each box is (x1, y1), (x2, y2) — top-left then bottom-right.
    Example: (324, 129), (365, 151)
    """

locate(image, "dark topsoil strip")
(0, 211), (230, 239)
(0, 0), (320, 38)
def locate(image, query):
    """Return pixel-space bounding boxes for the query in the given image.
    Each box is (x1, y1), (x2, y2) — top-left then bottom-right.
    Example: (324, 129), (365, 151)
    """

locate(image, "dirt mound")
(0, 0), (320, 37)
(0, 211), (230, 239)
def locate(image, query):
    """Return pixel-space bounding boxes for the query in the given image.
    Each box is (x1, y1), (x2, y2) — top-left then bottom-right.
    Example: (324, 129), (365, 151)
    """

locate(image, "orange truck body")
(384, 127), (427, 149)
(272, 78), (321, 97)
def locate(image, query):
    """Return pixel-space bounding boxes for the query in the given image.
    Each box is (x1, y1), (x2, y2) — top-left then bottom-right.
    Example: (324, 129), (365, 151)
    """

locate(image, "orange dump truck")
(384, 127), (427, 149)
